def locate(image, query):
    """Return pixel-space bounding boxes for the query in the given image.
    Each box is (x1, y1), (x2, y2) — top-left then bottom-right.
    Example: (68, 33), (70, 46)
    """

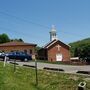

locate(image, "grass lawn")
(0, 62), (90, 90)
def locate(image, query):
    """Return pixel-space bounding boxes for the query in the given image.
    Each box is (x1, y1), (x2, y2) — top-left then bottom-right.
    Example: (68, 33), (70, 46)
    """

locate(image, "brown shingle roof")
(0, 41), (37, 46)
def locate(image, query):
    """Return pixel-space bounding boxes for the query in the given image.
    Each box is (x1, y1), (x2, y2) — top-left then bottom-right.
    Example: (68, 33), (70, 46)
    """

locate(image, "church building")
(38, 26), (70, 62)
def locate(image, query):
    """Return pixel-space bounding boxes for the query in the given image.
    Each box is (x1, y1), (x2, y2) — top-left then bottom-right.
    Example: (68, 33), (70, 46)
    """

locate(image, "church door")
(56, 54), (63, 61)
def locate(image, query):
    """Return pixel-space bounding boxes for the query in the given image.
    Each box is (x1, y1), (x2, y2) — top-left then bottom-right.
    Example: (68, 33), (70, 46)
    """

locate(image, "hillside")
(69, 38), (90, 57)
(69, 38), (90, 45)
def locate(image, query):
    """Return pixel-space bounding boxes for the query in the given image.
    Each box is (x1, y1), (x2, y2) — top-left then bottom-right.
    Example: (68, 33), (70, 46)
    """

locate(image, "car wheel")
(24, 58), (28, 62)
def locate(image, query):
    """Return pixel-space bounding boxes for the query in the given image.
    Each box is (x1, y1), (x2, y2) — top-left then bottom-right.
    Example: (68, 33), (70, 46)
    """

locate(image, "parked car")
(0, 52), (5, 60)
(6, 51), (32, 61)
(0, 52), (2, 55)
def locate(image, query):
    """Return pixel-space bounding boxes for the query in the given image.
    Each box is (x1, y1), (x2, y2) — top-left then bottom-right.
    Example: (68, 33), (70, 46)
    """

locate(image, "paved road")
(6, 60), (90, 74)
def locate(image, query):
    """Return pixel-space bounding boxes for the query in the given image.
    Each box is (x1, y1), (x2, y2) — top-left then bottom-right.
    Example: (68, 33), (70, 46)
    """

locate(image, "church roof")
(0, 41), (37, 47)
(43, 39), (70, 49)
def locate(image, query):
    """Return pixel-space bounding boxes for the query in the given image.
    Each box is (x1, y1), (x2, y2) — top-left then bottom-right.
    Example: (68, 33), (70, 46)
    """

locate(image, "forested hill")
(69, 38), (90, 46)
(69, 38), (90, 57)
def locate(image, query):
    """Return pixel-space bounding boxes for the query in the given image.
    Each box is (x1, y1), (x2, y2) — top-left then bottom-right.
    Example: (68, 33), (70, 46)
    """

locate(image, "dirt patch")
(68, 76), (79, 81)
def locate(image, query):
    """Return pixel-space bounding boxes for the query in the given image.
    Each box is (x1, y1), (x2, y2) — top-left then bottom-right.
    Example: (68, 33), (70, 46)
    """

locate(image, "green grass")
(0, 62), (90, 90)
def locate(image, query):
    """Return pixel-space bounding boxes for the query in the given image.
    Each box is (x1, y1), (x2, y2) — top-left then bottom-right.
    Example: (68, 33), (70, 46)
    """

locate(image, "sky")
(0, 0), (90, 46)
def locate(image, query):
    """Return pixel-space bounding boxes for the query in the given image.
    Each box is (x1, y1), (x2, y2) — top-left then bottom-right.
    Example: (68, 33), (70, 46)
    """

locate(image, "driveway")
(6, 60), (90, 74)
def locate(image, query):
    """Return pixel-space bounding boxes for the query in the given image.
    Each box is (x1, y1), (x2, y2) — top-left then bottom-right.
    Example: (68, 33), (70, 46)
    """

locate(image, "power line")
(0, 26), (36, 39)
(0, 26), (49, 43)
(60, 30), (85, 38)
(0, 10), (87, 38)
(0, 11), (50, 29)
(0, 26), (85, 41)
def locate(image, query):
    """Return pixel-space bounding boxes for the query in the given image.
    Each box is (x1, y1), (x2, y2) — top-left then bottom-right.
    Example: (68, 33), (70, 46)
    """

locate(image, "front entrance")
(56, 54), (63, 61)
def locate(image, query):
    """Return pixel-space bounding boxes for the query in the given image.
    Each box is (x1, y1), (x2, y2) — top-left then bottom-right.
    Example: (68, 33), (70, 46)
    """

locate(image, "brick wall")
(0, 45), (36, 59)
(47, 41), (70, 62)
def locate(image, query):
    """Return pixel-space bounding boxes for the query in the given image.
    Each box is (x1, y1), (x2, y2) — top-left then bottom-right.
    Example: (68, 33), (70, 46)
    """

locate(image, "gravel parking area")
(1, 59), (90, 75)
(8, 60), (90, 74)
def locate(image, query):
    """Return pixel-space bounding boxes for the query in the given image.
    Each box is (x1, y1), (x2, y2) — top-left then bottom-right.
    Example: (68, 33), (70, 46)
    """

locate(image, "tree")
(69, 38), (90, 57)
(74, 47), (79, 57)
(10, 38), (24, 42)
(79, 44), (90, 61)
(0, 33), (24, 44)
(69, 38), (90, 62)
(0, 33), (10, 44)
(18, 38), (23, 42)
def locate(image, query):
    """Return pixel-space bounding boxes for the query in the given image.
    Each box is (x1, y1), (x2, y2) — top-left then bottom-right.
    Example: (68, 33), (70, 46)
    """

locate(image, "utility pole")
(4, 56), (7, 67)
(14, 59), (16, 72)
(35, 59), (38, 86)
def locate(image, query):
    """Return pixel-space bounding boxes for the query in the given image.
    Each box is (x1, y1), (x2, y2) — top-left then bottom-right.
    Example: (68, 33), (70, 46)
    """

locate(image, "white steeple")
(50, 25), (57, 41)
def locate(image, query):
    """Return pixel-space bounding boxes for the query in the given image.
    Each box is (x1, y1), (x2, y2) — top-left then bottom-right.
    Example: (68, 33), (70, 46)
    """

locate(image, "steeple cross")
(56, 44), (61, 51)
